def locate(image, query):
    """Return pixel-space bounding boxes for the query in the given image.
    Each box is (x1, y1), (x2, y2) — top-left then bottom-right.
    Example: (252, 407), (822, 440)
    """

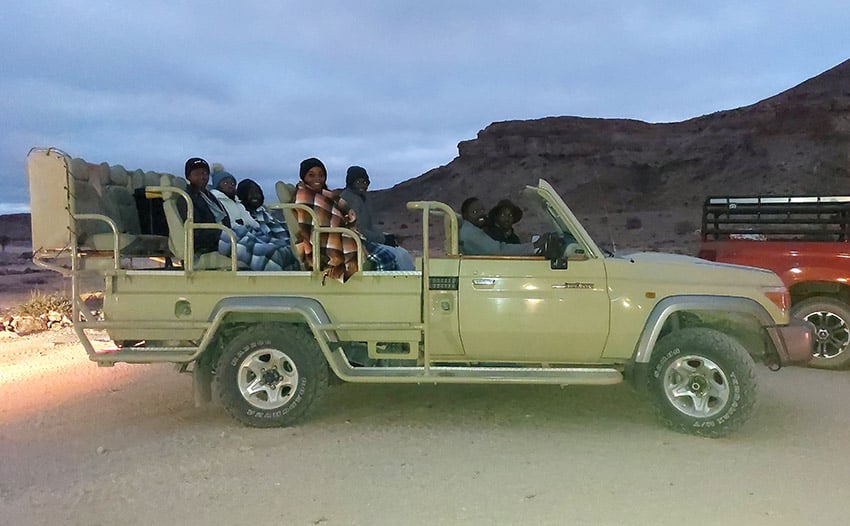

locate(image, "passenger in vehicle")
(209, 165), (259, 229)
(459, 197), (546, 256)
(341, 166), (393, 245)
(294, 157), (411, 281)
(216, 178), (300, 271)
(237, 178), (293, 240)
(483, 199), (523, 244)
(340, 165), (415, 269)
(179, 157), (230, 256)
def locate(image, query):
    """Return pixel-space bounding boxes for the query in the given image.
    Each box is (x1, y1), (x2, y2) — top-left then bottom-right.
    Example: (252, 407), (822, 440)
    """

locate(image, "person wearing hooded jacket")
(215, 178), (300, 272)
(209, 165), (259, 229)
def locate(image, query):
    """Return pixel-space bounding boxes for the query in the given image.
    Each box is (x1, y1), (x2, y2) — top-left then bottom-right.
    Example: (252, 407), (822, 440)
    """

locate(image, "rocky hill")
(0, 214), (31, 244)
(372, 58), (850, 251)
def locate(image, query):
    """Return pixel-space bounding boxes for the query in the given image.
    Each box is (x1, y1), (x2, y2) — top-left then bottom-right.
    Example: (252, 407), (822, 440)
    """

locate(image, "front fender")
(632, 295), (775, 364)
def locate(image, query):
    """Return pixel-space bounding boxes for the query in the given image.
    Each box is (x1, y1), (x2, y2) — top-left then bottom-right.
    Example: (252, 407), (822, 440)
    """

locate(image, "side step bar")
(328, 351), (623, 385)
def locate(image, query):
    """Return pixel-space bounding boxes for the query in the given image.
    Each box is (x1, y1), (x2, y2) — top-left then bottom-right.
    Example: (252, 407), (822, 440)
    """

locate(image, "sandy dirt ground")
(1, 328), (849, 526)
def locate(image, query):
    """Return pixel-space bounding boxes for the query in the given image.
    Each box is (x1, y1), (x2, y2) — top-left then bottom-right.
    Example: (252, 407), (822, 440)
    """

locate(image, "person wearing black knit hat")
(340, 165), (413, 269)
(345, 165), (369, 188)
(185, 157), (210, 178)
(300, 158), (326, 181)
(177, 156), (230, 256)
(293, 157), (415, 280)
(340, 166), (386, 245)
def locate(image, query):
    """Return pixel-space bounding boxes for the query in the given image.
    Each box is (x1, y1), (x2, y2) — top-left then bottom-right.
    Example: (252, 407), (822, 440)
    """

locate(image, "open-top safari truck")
(27, 147), (812, 437)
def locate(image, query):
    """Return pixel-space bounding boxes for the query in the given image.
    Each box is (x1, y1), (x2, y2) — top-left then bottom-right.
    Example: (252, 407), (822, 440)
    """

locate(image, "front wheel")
(216, 324), (328, 428)
(647, 328), (757, 438)
(791, 297), (850, 370)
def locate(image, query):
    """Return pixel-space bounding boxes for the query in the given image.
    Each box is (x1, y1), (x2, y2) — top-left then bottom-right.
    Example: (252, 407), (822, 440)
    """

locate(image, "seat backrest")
(160, 175), (187, 260)
(159, 176), (234, 270)
(69, 158), (121, 248)
(102, 164), (142, 236)
(275, 180), (302, 232)
(273, 180), (305, 268)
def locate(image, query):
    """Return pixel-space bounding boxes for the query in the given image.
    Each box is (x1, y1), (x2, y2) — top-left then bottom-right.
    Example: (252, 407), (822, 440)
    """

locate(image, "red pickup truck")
(698, 196), (850, 369)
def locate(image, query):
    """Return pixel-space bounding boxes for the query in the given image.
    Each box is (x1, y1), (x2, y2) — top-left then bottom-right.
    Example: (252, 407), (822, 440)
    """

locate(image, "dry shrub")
(13, 291), (72, 317)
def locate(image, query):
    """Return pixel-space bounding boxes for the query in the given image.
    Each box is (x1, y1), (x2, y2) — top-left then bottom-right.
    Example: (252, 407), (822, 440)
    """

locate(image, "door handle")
(472, 278), (496, 288)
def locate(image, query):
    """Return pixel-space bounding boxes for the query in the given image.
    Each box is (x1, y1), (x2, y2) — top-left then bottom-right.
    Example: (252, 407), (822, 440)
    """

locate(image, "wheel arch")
(625, 295), (774, 395)
(789, 280), (850, 305)
(633, 295), (774, 365)
(199, 296), (337, 361)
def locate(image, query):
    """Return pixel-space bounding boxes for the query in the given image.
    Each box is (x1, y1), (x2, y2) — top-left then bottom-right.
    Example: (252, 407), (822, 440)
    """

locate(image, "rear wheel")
(647, 328), (757, 438)
(216, 324), (328, 427)
(791, 297), (850, 370)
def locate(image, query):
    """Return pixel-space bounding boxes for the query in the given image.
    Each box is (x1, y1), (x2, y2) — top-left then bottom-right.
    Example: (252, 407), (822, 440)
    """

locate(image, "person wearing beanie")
(340, 165), (414, 269)
(293, 157), (414, 281)
(345, 165), (369, 188)
(209, 165), (259, 229)
(341, 165), (397, 247)
(300, 157), (326, 182)
(211, 169), (235, 190)
(185, 157), (210, 178)
(178, 156), (230, 256)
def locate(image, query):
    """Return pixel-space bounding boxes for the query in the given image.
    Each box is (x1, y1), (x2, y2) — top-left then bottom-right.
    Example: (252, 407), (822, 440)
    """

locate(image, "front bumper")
(766, 319), (815, 366)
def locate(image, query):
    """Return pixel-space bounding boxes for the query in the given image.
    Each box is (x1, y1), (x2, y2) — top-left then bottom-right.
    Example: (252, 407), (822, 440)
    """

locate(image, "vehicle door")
(456, 189), (610, 363)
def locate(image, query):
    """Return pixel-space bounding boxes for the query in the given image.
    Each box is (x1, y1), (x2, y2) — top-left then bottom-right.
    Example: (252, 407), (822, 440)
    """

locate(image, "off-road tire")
(791, 297), (850, 370)
(216, 324), (328, 428)
(647, 328), (757, 438)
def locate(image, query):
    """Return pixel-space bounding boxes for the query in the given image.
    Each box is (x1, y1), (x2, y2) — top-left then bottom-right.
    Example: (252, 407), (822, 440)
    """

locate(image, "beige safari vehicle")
(27, 147), (813, 437)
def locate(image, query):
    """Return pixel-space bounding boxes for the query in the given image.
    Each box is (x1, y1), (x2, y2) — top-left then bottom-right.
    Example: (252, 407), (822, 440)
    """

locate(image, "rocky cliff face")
(374, 59), (850, 223)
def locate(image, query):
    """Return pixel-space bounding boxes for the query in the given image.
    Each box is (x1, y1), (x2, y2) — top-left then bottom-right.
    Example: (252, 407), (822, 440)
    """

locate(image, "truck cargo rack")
(702, 195), (850, 241)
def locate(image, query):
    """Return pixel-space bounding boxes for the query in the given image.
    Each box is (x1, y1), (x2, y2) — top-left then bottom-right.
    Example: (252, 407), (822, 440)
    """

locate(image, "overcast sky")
(2, 1), (847, 213)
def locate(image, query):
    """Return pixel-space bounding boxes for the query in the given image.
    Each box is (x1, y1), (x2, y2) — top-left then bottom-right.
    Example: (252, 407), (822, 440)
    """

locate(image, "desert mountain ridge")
(372, 58), (850, 223)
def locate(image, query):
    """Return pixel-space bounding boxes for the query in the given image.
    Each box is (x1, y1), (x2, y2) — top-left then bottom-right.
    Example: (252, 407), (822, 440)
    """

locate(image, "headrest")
(109, 164), (129, 186)
(69, 158), (90, 181)
(275, 181), (296, 203)
(144, 171), (161, 186)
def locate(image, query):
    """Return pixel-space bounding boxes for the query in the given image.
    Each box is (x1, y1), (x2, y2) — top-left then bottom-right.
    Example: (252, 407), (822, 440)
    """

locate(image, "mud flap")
(193, 361), (213, 407)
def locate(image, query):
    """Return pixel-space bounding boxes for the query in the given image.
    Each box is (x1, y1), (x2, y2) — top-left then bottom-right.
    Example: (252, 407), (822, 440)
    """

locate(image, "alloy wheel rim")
(238, 348), (299, 410)
(662, 355), (730, 418)
(803, 310), (850, 359)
